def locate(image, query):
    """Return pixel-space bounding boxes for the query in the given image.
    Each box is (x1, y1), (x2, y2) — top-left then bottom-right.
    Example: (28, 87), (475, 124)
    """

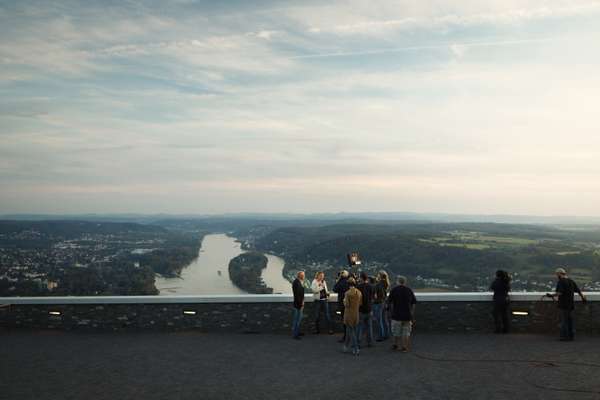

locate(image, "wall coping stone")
(1, 292), (599, 305)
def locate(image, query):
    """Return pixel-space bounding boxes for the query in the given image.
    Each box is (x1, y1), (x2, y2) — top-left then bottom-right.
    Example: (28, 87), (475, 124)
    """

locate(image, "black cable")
(411, 351), (600, 394)
(408, 296), (600, 394)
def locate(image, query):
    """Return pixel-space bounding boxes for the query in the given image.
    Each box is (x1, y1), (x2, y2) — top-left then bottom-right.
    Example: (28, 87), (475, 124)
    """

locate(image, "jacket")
(357, 281), (374, 313)
(292, 278), (305, 309)
(343, 287), (362, 327)
(310, 279), (329, 300)
(333, 277), (350, 305)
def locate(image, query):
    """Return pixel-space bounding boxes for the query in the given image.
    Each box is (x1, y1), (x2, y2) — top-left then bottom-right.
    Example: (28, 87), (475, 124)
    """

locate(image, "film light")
(48, 311), (61, 316)
(512, 311), (529, 316)
(347, 252), (362, 266)
(183, 310), (197, 315)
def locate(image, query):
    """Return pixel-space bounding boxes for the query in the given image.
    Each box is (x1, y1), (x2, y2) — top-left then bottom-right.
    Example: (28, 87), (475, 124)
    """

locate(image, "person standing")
(291, 271), (305, 340)
(387, 276), (417, 353)
(333, 270), (350, 342)
(546, 268), (586, 341)
(311, 271), (333, 334)
(374, 270), (390, 341)
(342, 277), (362, 356)
(490, 270), (511, 334)
(357, 272), (374, 347)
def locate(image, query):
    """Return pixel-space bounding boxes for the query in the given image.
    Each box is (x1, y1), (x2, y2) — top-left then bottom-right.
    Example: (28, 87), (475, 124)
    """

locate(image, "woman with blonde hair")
(373, 270), (390, 341)
(311, 271), (333, 334)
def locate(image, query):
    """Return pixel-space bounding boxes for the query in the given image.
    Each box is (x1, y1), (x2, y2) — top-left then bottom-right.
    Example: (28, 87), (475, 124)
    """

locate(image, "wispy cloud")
(291, 37), (555, 59)
(1, 0), (600, 215)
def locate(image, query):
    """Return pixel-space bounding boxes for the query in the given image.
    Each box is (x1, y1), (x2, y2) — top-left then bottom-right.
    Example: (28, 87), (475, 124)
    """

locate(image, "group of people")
(292, 266), (588, 353)
(292, 269), (417, 355)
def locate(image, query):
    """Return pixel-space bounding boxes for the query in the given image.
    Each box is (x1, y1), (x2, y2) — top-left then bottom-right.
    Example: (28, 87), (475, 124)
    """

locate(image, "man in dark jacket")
(291, 271), (305, 340)
(547, 267), (586, 341)
(357, 272), (374, 347)
(333, 270), (350, 342)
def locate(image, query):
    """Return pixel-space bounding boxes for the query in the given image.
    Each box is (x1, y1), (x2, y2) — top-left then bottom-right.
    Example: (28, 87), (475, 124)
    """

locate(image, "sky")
(1, 0), (600, 216)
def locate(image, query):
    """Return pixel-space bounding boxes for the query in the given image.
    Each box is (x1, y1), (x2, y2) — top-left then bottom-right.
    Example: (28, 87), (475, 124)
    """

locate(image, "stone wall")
(1, 294), (598, 334)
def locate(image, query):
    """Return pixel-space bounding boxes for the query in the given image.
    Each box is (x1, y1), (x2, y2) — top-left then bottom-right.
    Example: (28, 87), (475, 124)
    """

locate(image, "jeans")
(559, 309), (574, 339)
(344, 325), (359, 352)
(493, 301), (509, 333)
(357, 311), (374, 345)
(314, 300), (331, 332)
(292, 307), (303, 338)
(373, 303), (388, 339)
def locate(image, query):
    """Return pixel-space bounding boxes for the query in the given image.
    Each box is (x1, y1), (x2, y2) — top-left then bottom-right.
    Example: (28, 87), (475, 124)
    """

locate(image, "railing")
(1, 292), (599, 304)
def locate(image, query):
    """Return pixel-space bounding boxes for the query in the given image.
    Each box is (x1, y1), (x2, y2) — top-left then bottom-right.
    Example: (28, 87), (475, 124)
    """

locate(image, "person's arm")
(411, 292), (417, 322)
(574, 282), (587, 303)
(546, 281), (562, 299)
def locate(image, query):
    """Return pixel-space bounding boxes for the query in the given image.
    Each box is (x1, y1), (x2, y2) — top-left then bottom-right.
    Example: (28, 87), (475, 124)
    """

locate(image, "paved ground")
(1, 330), (600, 400)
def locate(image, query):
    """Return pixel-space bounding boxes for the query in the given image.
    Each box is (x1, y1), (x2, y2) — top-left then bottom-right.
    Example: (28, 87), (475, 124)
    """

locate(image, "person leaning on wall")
(546, 267), (587, 341)
(490, 270), (511, 334)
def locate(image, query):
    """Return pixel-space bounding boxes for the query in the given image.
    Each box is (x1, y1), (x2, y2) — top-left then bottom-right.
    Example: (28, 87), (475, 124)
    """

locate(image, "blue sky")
(1, 0), (600, 215)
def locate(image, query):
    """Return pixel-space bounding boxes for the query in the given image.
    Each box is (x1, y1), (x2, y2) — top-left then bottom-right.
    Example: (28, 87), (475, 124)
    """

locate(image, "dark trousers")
(493, 301), (509, 333)
(314, 300), (331, 333)
(559, 309), (574, 339)
(338, 304), (346, 338)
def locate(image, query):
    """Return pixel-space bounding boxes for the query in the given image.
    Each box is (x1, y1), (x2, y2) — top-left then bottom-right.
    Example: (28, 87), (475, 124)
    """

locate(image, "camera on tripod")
(347, 252), (362, 267)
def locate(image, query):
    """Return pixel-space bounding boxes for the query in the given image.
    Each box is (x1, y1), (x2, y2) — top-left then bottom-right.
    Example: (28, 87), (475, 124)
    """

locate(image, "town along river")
(155, 233), (291, 295)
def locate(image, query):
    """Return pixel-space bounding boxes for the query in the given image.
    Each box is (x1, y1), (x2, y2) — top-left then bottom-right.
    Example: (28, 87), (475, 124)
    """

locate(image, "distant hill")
(3, 212), (600, 226)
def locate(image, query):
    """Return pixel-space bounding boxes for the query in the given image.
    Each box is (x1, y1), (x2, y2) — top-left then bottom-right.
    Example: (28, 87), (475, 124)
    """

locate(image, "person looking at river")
(490, 270), (511, 334)
(374, 270), (390, 341)
(546, 267), (587, 341)
(292, 271), (305, 340)
(334, 270), (350, 343)
(311, 271), (333, 335)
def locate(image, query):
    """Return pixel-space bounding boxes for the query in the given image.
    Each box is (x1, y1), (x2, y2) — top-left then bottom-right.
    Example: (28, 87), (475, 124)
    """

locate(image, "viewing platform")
(2, 293), (600, 399)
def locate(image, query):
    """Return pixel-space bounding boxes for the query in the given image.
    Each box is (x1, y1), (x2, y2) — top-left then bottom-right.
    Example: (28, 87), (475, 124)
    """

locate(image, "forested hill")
(250, 222), (600, 292)
(0, 220), (167, 237)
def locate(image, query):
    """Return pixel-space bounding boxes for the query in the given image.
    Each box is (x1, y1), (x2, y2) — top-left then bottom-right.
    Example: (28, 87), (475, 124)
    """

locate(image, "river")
(154, 233), (291, 295)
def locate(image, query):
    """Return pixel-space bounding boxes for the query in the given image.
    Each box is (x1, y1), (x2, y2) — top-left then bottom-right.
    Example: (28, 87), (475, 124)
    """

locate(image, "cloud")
(1, 0), (600, 215)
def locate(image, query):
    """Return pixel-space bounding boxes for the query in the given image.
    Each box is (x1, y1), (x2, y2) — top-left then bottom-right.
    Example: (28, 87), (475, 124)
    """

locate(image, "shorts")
(391, 320), (412, 337)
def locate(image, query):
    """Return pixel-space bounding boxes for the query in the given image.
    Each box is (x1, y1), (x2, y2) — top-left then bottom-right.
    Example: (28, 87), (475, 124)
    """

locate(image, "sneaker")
(353, 349), (360, 356)
(342, 346), (349, 353)
(376, 338), (384, 342)
(391, 344), (398, 351)
(401, 347), (408, 353)
(328, 330), (334, 335)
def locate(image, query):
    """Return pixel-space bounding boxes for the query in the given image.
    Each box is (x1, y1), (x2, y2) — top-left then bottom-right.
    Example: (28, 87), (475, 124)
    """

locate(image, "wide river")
(154, 233), (291, 295)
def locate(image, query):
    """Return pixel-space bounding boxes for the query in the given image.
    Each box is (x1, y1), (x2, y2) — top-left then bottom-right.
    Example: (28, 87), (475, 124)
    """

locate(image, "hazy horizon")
(2, 1), (600, 215)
